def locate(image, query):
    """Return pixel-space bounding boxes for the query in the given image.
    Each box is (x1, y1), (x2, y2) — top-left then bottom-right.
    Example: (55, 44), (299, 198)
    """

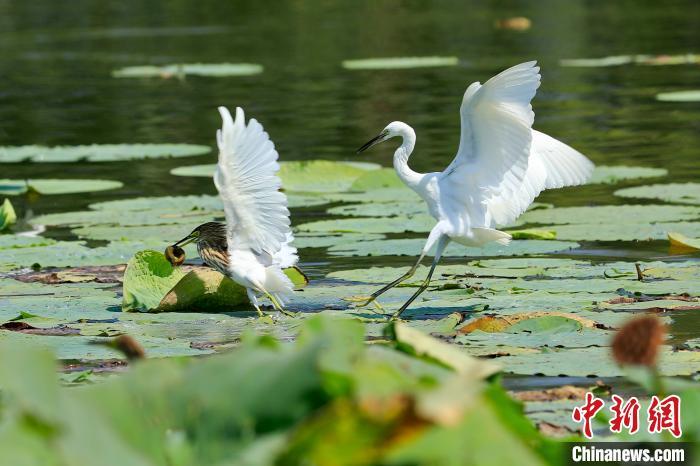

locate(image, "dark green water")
(1, 1), (699, 263)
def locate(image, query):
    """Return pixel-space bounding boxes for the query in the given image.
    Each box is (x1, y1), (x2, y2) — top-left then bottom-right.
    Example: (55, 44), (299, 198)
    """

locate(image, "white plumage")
(356, 61), (594, 317)
(214, 106), (298, 312)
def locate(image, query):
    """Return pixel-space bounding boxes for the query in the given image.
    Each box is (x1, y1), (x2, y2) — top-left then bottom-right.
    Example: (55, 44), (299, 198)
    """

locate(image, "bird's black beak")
(174, 233), (197, 247)
(357, 132), (387, 153)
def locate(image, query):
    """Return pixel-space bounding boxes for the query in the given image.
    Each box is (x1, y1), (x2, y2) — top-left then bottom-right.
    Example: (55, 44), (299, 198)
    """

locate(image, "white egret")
(356, 61), (594, 318)
(174, 107), (298, 317)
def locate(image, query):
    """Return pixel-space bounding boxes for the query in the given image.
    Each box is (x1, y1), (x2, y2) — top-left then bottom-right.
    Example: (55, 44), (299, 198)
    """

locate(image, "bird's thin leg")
(246, 289), (266, 318)
(352, 252), (427, 307)
(391, 236), (449, 320)
(265, 292), (296, 318)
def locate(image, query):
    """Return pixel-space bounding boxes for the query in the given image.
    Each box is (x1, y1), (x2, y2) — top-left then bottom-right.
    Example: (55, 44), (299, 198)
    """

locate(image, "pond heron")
(174, 107), (298, 318)
(356, 61), (594, 318)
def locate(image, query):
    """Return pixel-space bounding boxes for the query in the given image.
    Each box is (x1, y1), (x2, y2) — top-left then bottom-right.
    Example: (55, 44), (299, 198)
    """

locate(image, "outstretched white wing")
(440, 61), (593, 227)
(214, 106), (292, 256)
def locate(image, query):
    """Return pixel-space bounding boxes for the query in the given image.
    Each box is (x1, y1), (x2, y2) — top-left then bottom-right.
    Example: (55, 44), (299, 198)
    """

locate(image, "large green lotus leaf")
(524, 399), (582, 433)
(493, 345), (700, 377)
(326, 238), (579, 257)
(0, 234), (55, 249)
(587, 165), (668, 184)
(0, 330), (207, 360)
(0, 278), (119, 322)
(0, 240), (163, 272)
(656, 90), (700, 102)
(72, 224), (202, 243)
(519, 204), (700, 225)
(349, 167), (402, 190)
(171, 160), (380, 193)
(342, 56), (459, 70)
(112, 63), (264, 78)
(614, 182), (700, 205)
(298, 215), (435, 234)
(0, 144), (211, 163)
(324, 188), (422, 204)
(170, 164), (215, 177)
(122, 250), (186, 312)
(0, 198), (17, 230)
(35, 208), (216, 228)
(542, 221), (700, 241)
(327, 201), (427, 218)
(560, 54), (700, 68)
(293, 232), (385, 249)
(90, 195), (222, 212)
(0, 179), (123, 196)
(278, 160), (380, 193)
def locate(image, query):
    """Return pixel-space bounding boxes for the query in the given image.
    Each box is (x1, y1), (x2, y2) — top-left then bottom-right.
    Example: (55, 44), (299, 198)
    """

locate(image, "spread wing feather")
(214, 106), (292, 256)
(439, 61), (594, 228)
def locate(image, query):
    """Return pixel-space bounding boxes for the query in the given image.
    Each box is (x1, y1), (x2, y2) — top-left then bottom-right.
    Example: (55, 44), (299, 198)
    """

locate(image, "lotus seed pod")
(611, 315), (665, 367)
(165, 245), (186, 267)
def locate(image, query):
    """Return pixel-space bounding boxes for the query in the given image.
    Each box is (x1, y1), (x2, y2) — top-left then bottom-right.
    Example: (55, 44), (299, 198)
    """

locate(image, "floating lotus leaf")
(0, 198), (17, 230)
(122, 250), (308, 313)
(560, 54), (700, 68)
(326, 238), (579, 257)
(519, 204), (700, 226)
(342, 56), (459, 70)
(0, 178), (123, 196)
(560, 55), (636, 67)
(293, 232), (385, 249)
(349, 168), (402, 190)
(458, 312), (597, 334)
(0, 144), (210, 163)
(112, 63), (264, 78)
(0, 240), (161, 272)
(667, 232), (700, 251)
(656, 90), (700, 102)
(541, 221), (700, 242)
(122, 250), (186, 312)
(587, 165), (668, 184)
(614, 182), (700, 205)
(0, 234), (55, 249)
(494, 345), (700, 377)
(33, 207), (217, 228)
(298, 215), (435, 234)
(327, 201), (427, 218)
(171, 160), (380, 193)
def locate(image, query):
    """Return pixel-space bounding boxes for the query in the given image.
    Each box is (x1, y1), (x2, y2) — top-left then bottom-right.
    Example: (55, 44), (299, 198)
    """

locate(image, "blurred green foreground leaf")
(0, 316), (564, 466)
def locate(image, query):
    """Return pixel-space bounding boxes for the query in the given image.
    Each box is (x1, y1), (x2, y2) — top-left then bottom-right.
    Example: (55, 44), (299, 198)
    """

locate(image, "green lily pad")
(122, 250), (186, 312)
(0, 179), (123, 196)
(519, 204), (700, 226)
(0, 144), (211, 163)
(112, 63), (263, 78)
(171, 160), (381, 193)
(656, 90), (700, 102)
(326, 238), (579, 258)
(587, 165), (668, 184)
(0, 240), (161, 272)
(560, 54), (700, 68)
(349, 168), (402, 190)
(614, 183), (700, 205)
(298, 215), (435, 234)
(0, 234), (55, 249)
(342, 56), (459, 70)
(1, 198), (17, 230)
(540, 221), (700, 242)
(560, 55), (636, 67)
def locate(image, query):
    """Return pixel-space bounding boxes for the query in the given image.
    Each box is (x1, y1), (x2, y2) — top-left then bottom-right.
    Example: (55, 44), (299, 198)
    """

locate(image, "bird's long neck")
(392, 126), (422, 188)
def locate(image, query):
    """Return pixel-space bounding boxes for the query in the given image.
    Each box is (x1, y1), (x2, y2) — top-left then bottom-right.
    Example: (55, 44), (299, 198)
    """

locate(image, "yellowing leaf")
(668, 232), (700, 251)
